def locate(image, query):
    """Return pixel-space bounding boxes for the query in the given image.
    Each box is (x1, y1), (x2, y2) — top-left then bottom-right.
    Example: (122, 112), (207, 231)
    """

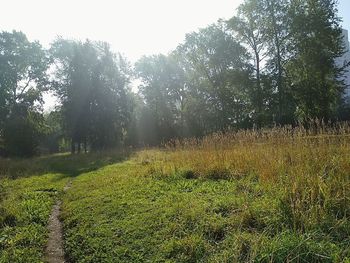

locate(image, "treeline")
(0, 0), (349, 156)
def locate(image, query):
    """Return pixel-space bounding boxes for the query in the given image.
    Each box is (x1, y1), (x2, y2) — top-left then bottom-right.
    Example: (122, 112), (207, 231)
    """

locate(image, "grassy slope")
(63, 161), (249, 262)
(0, 152), (125, 263)
(0, 173), (69, 263)
(62, 158), (349, 262)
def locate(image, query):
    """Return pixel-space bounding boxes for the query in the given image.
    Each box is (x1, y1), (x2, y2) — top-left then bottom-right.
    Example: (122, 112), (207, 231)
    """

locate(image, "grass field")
(1, 125), (350, 262)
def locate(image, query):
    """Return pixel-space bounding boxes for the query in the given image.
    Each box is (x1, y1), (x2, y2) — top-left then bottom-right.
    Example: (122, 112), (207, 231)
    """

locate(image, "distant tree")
(286, 0), (345, 120)
(177, 23), (252, 132)
(137, 105), (160, 146)
(50, 39), (132, 152)
(261, 0), (295, 124)
(42, 110), (65, 153)
(135, 54), (184, 143)
(123, 93), (143, 147)
(0, 30), (49, 156)
(3, 108), (44, 157)
(88, 43), (132, 151)
(228, 0), (270, 125)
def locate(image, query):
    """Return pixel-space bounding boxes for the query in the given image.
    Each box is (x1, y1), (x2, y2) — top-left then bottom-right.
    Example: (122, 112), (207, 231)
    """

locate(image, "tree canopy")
(0, 0), (348, 156)
(50, 39), (132, 152)
(0, 31), (49, 156)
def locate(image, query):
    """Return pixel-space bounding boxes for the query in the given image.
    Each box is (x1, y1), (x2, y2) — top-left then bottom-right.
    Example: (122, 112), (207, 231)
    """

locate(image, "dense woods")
(0, 0), (349, 156)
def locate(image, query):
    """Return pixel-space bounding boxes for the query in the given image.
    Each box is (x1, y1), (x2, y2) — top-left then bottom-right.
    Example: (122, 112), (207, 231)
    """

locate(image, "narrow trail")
(45, 181), (72, 263)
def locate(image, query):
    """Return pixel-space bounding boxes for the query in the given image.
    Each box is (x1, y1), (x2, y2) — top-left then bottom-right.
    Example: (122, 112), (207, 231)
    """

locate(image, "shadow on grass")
(0, 149), (132, 180)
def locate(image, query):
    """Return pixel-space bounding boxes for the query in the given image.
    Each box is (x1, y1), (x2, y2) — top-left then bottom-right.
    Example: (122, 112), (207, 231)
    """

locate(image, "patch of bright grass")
(0, 173), (69, 263)
(61, 161), (349, 262)
(0, 150), (127, 263)
(62, 162), (246, 262)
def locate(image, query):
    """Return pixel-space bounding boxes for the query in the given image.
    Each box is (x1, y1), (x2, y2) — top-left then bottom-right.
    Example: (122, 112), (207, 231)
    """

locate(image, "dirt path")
(45, 181), (72, 263)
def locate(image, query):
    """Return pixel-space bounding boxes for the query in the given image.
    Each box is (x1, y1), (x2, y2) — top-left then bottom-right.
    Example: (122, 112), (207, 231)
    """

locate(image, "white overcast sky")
(0, 0), (245, 62)
(1, 0), (349, 110)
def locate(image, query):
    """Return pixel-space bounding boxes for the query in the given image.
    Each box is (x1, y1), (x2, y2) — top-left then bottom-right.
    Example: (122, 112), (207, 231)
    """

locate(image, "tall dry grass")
(136, 121), (350, 233)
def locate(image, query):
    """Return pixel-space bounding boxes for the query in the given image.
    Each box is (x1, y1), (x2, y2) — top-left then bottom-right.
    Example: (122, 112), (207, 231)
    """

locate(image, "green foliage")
(134, 21), (254, 143)
(1, 0), (348, 153)
(0, 30), (49, 157)
(228, 0), (269, 125)
(177, 22), (252, 131)
(286, 0), (344, 120)
(261, 0), (295, 123)
(3, 110), (44, 157)
(41, 110), (66, 154)
(50, 39), (132, 152)
(135, 54), (182, 144)
(132, 0), (347, 140)
(0, 31), (48, 114)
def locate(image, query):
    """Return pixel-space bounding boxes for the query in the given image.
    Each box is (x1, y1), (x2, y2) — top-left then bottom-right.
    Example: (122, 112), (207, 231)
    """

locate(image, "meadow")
(1, 123), (350, 262)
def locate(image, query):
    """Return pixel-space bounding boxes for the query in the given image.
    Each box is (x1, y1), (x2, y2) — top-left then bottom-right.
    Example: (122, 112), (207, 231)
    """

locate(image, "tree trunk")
(71, 139), (76, 154)
(77, 141), (81, 154)
(84, 139), (87, 153)
(268, 0), (284, 123)
(255, 50), (263, 127)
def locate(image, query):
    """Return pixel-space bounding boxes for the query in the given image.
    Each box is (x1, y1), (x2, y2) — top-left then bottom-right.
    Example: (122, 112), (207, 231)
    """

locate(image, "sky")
(338, 0), (350, 34)
(0, 0), (245, 62)
(0, 0), (349, 109)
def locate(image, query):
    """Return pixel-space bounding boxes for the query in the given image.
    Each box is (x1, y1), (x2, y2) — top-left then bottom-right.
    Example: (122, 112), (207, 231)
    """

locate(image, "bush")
(3, 112), (43, 157)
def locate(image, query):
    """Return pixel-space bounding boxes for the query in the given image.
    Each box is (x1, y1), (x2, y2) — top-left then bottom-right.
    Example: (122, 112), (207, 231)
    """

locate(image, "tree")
(262, 0), (295, 123)
(286, 0), (345, 120)
(177, 23), (252, 132)
(228, 0), (270, 125)
(50, 39), (132, 152)
(42, 110), (66, 154)
(135, 54), (184, 143)
(0, 31), (49, 156)
(3, 108), (44, 157)
(88, 43), (132, 150)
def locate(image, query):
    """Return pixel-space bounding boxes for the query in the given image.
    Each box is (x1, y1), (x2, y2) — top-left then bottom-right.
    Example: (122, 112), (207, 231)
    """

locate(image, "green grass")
(61, 160), (350, 262)
(0, 173), (69, 262)
(1, 128), (350, 262)
(0, 151), (127, 263)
